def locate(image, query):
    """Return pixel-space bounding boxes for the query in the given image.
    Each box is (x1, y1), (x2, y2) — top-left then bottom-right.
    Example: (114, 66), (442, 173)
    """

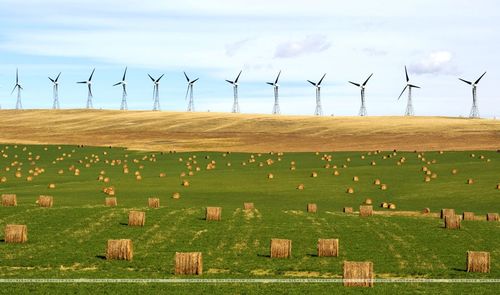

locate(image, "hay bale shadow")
(452, 267), (467, 272)
(257, 253), (271, 258)
(95, 255), (106, 260)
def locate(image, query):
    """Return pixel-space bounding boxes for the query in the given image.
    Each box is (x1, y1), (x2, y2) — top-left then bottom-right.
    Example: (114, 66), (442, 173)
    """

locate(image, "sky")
(0, 0), (498, 117)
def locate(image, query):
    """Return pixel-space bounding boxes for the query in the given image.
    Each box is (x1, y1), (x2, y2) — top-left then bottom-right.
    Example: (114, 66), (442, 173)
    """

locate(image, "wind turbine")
(349, 73), (373, 116)
(459, 72), (486, 118)
(225, 70), (242, 113)
(148, 73), (164, 111)
(48, 72), (61, 109)
(307, 73), (326, 116)
(184, 72), (199, 112)
(77, 68), (95, 109)
(397, 66), (420, 116)
(267, 70), (281, 115)
(113, 67), (128, 110)
(11, 69), (23, 110)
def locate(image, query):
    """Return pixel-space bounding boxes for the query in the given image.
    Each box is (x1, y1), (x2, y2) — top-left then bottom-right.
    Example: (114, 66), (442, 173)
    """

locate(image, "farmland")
(0, 143), (499, 293)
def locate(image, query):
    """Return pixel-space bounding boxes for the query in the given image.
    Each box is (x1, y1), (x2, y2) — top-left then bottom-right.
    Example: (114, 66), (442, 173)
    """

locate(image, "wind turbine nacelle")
(87, 81), (92, 85)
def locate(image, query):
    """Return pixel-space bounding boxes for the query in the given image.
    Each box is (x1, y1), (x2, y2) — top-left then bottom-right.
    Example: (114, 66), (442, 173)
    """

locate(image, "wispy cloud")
(409, 51), (458, 75)
(274, 35), (331, 58)
(225, 39), (252, 57)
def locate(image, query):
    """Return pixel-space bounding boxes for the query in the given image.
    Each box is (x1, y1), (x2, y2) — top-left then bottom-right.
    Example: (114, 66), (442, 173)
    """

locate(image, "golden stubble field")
(0, 109), (498, 152)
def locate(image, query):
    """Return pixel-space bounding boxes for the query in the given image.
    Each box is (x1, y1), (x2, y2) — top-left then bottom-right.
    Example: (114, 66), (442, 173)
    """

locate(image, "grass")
(0, 144), (499, 294)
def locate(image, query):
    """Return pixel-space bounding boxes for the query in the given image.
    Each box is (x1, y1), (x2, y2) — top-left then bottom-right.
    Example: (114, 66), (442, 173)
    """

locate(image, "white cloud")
(274, 35), (331, 58)
(409, 51), (458, 75)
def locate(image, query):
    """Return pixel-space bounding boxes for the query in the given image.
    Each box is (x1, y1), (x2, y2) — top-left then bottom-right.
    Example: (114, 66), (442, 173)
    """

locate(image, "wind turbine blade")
(225, 80), (234, 84)
(77, 81), (87, 84)
(156, 74), (164, 82)
(474, 71), (486, 84)
(191, 78), (199, 83)
(409, 84), (421, 89)
(405, 66), (409, 82)
(275, 70), (281, 84)
(348, 81), (360, 87)
(122, 67), (127, 81)
(89, 68), (95, 81)
(16, 68), (18, 84)
(55, 72), (61, 82)
(235, 70), (242, 83)
(458, 78), (472, 85)
(307, 80), (316, 86)
(318, 73), (326, 85)
(397, 85), (408, 100)
(148, 74), (155, 82)
(48, 77), (55, 83)
(88, 84), (93, 97)
(113, 82), (121, 86)
(183, 71), (190, 82)
(363, 73), (373, 86)
(266, 82), (274, 86)
(123, 85), (127, 96)
(11, 85), (17, 95)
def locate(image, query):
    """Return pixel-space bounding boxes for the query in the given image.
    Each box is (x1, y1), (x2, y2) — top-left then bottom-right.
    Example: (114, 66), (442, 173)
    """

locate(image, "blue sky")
(0, 0), (498, 117)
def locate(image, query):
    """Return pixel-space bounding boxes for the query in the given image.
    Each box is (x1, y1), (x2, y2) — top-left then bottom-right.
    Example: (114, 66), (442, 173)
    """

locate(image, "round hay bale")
(495, 184), (500, 190)
(206, 207), (221, 221)
(333, 170), (340, 176)
(103, 177), (110, 183)
(106, 239), (133, 260)
(37, 195), (53, 208)
(105, 197), (117, 207)
(388, 203), (396, 209)
(26, 176), (33, 182)
(343, 261), (374, 287)
(4, 224), (27, 243)
(270, 239), (291, 258)
(373, 179), (381, 185)
(48, 183), (56, 189)
(297, 184), (304, 190)
(172, 192), (181, 199)
(268, 173), (274, 179)
(317, 238), (339, 257)
(148, 198), (160, 208)
(128, 211), (145, 226)
(58, 169), (64, 175)
(353, 176), (359, 182)
(370, 161), (376, 166)
(159, 173), (166, 178)
(422, 208), (431, 214)
(467, 251), (490, 273)
(422, 166), (428, 172)
(380, 202), (388, 208)
(426, 170), (432, 175)
(431, 173), (437, 179)
(467, 179), (474, 185)
(380, 184), (387, 190)
(182, 180), (189, 187)
(136, 175), (142, 181)
(0, 176), (7, 183)
(311, 172), (318, 178)
(346, 187), (354, 194)
(364, 198), (372, 205)
(424, 176), (431, 182)
(290, 166), (296, 171)
(175, 252), (203, 275)
(307, 203), (317, 213)
(343, 207), (353, 213)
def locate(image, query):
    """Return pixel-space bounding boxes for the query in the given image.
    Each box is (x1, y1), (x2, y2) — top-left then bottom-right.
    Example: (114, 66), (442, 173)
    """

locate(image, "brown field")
(0, 109), (499, 152)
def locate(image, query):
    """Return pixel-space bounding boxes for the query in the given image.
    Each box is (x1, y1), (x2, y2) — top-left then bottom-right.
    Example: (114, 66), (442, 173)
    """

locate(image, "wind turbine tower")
(397, 66), (420, 116)
(349, 73), (373, 116)
(48, 72), (61, 109)
(459, 72), (486, 118)
(225, 70), (242, 113)
(307, 73), (326, 116)
(266, 70), (281, 115)
(113, 67), (128, 110)
(11, 68), (23, 110)
(148, 73), (164, 111)
(77, 69), (95, 109)
(184, 72), (199, 112)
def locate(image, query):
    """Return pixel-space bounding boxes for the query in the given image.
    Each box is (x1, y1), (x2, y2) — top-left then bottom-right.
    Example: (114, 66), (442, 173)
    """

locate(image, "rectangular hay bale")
(106, 239), (133, 260)
(359, 205), (373, 217)
(486, 213), (499, 222)
(270, 239), (292, 258)
(343, 261), (374, 287)
(317, 239), (339, 257)
(4, 224), (27, 243)
(105, 197), (117, 207)
(1, 194), (17, 206)
(206, 207), (221, 221)
(128, 211), (145, 227)
(37, 195), (53, 208)
(148, 198), (160, 208)
(466, 251), (490, 273)
(462, 212), (475, 221)
(243, 202), (254, 210)
(343, 207), (353, 213)
(175, 252), (203, 275)
(445, 215), (461, 229)
(307, 203), (317, 213)
(441, 208), (455, 219)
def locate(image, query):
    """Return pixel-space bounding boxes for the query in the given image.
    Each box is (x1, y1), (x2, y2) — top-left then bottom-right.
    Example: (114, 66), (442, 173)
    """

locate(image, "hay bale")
(380, 202), (388, 208)
(175, 252), (203, 275)
(37, 195), (53, 208)
(182, 180), (189, 187)
(422, 208), (431, 214)
(317, 239), (339, 257)
(364, 198), (372, 205)
(333, 170), (340, 176)
(128, 211), (145, 227)
(270, 239), (292, 258)
(172, 192), (181, 199)
(267, 173), (274, 179)
(244, 202), (254, 210)
(105, 197), (117, 207)
(106, 239), (133, 260)
(370, 161), (376, 166)
(0, 176), (6, 183)
(346, 187), (354, 194)
(445, 215), (461, 229)
(486, 213), (499, 222)
(353, 176), (359, 182)
(4, 224), (27, 243)
(452, 169), (458, 175)
(1, 194), (17, 206)
(206, 207), (221, 221)
(148, 198), (160, 208)
(311, 172), (318, 178)
(462, 212), (475, 221)
(48, 183), (56, 189)
(307, 203), (317, 213)
(466, 251), (490, 273)
(496, 184), (500, 190)
(388, 203), (396, 210)
(424, 176), (431, 182)
(373, 179), (381, 185)
(297, 184), (304, 190)
(359, 205), (373, 217)
(159, 173), (166, 178)
(441, 208), (455, 219)
(467, 178), (474, 184)
(343, 207), (353, 213)
(380, 184), (387, 190)
(343, 261), (374, 287)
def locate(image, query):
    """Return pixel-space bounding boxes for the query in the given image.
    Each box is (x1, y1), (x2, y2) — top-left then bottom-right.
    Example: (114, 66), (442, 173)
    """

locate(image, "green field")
(0, 144), (499, 294)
